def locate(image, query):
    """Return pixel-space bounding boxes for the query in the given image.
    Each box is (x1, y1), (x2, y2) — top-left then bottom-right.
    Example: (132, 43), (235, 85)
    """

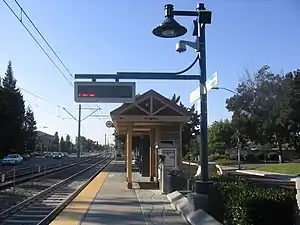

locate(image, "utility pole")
(104, 133), (107, 156)
(77, 104), (82, 160)
(61, 105), (101, 165)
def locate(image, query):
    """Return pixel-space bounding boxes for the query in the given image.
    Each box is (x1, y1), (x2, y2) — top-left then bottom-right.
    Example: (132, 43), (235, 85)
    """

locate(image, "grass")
(250, 163), (300, 175)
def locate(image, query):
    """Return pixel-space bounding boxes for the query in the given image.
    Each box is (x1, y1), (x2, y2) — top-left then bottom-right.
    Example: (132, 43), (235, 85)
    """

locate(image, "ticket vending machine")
(157, 140), (179, 193)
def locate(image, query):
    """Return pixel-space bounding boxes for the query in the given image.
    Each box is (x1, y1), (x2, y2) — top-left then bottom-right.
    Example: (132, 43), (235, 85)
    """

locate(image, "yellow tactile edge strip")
(50, 171), (109, 225)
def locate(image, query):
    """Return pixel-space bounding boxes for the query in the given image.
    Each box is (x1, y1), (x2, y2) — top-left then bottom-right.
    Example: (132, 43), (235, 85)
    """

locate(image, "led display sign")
(74, 82), (136, 103)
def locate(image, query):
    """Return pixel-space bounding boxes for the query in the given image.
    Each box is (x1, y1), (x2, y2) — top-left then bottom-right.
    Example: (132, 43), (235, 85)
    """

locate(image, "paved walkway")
(133, 173), (187, 225)
(51, 160), (187, 225)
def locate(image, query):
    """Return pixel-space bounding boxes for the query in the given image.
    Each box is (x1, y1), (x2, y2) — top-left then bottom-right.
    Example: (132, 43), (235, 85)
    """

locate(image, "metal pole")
(237, 136), (241, 170)
(104, 133), (107, 156)
(77, 104), (82, 164)
(196, 3), (210, 194)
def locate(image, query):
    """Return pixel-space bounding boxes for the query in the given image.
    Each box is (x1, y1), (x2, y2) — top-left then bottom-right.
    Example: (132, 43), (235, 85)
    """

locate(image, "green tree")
(286, 69), (300, 151)
(170, 94), (200, 158)
(24, 106), (37, 152)
(52, 131), (59, 151)
(0, 61), (25, 155)
(59, 136), (65, 151)
(208, 119), (235, 154)
(65, 134), (72, 152)
(226, 66), (300, 162)
(113, 129), (125, 154)
(185, 138), (200, 161)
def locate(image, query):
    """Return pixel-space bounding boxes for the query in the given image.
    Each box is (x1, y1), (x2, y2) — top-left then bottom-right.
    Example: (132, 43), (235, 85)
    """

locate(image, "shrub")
(208, 153), (229, 162)
(209, 175), (297, 225)
(254, 151), (265, 160)
(215, 158), (236, 165)
(268, 151), (279, 160)
(243, 152), (260, 163)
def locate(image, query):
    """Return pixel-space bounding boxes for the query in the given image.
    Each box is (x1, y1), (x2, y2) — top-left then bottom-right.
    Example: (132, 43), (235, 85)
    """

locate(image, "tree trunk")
(278, 141), (284, 163)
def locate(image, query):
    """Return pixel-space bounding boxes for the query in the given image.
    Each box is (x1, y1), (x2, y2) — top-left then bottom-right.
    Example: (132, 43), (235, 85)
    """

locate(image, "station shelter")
(110, 89), (191, 189)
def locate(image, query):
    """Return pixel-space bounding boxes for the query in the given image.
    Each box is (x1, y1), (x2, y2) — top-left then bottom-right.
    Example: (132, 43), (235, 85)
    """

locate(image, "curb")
(167, 191), (222, 225)
(235, 169), (299, 181)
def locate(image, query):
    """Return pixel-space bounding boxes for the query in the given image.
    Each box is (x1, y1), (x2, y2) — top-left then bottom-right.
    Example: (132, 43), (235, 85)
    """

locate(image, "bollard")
(38, 166), (41, 173)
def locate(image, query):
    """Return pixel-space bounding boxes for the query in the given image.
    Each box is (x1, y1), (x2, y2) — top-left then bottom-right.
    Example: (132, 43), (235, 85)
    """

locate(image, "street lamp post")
(153, 3), (212, 194)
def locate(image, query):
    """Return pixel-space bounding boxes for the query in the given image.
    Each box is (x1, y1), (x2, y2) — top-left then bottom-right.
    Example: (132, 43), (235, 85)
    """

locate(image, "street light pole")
(197, 3), (209, 185)
(151, 2), (212, 194)
(77, 104), (82, 160)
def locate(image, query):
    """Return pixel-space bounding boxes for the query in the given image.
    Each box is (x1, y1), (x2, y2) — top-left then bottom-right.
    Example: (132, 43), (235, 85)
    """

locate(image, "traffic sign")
(189, 71), (218, 103)
(105, 121), (114, 128)
(74, 82), (136, 103)
(205, 71), (218, 94)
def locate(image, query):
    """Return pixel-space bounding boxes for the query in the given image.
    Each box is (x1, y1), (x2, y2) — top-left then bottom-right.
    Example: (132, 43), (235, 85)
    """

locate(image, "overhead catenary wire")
(13, 0), (74, 81)
(2, 0), (74, 87)
(18, 86), (75, 119)
(20, 86), (102, 122)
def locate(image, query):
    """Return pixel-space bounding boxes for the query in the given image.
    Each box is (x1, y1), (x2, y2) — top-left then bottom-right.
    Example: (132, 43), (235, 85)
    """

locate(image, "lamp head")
(152, 16), (187, 38)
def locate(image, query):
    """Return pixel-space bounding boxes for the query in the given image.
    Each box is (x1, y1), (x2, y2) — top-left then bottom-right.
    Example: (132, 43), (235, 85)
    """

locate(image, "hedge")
(209, 174), (297, 225)
(208, 153), (230, 162)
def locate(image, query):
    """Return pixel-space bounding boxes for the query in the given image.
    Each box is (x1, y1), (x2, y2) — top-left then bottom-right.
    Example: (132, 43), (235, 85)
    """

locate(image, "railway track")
(0, 156), (112, 225)
(0, 155), (103, 190)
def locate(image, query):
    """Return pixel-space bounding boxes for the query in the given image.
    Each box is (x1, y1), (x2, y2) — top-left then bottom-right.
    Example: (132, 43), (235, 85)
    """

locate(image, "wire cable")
(14, 0), (75, 81)
(2, 0), (74, 87)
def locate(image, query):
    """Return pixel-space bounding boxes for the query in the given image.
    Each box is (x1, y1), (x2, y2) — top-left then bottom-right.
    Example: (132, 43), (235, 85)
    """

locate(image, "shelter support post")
(149, 128), (155, 181)
(126, 125), (133, 189)
(155, 127), (161, 184)
(179, 124), (184, 168)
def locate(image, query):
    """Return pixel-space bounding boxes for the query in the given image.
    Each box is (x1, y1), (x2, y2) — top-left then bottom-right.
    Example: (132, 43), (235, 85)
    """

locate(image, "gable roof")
(110, 89), (190, 117)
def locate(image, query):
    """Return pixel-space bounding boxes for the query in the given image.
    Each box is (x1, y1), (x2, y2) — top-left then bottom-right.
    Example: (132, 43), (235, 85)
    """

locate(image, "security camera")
(176, 42), (186, 53)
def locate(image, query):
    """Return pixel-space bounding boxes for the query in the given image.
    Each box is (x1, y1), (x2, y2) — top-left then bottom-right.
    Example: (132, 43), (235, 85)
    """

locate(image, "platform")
(50, 160), (187, 225)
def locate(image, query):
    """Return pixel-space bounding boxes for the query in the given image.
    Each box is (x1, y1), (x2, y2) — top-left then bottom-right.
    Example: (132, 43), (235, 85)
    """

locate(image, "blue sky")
(0, 0), (299, 144)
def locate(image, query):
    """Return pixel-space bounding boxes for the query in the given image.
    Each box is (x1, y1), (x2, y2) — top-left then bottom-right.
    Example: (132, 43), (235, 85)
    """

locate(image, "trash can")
(167, 170), (183, 193)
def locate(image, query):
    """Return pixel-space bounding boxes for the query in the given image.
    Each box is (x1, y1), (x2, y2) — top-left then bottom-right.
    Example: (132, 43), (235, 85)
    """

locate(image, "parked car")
(22, 153), (31, 160)
(45, 152), (53, 158)
(52, 152), (62, 159)
(1, 154), (23, 165)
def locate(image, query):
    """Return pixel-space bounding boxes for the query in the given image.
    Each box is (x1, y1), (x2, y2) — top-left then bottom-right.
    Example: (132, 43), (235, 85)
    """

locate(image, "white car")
(2, 154), (23, 165)
(52, 152), (63, 159)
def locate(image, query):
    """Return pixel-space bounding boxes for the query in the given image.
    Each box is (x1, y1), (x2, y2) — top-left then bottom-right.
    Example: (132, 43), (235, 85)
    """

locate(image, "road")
(0, 152), (99, 173)
(225, 171), (296, 190)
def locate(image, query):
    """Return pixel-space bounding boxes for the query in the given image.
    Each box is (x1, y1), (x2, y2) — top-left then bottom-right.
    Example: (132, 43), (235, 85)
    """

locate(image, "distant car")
(45, 152), (53, 158)
(22, 153), (30, 160)
(52, 152), (63, 159)
(2, 154), (23, 165)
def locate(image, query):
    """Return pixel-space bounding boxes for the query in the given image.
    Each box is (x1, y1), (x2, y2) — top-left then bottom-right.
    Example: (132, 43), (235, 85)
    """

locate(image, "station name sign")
(144, 116), (158, 121)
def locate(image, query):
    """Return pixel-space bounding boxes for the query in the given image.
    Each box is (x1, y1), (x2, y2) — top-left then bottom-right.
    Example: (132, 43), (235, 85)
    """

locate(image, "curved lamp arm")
(212, 87), (237, 94)
(173, 52), (200, 75)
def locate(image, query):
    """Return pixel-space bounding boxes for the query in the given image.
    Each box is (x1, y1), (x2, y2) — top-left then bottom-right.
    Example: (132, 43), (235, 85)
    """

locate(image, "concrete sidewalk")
(81, 161), (145, 225)
(133, 173), (187, 225)
(80, 160), (187, 225)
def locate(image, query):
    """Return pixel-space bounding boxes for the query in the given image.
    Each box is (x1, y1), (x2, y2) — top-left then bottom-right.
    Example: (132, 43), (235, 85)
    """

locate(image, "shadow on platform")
(137, 181), (159, 190)
(74, 199), (166, 206)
